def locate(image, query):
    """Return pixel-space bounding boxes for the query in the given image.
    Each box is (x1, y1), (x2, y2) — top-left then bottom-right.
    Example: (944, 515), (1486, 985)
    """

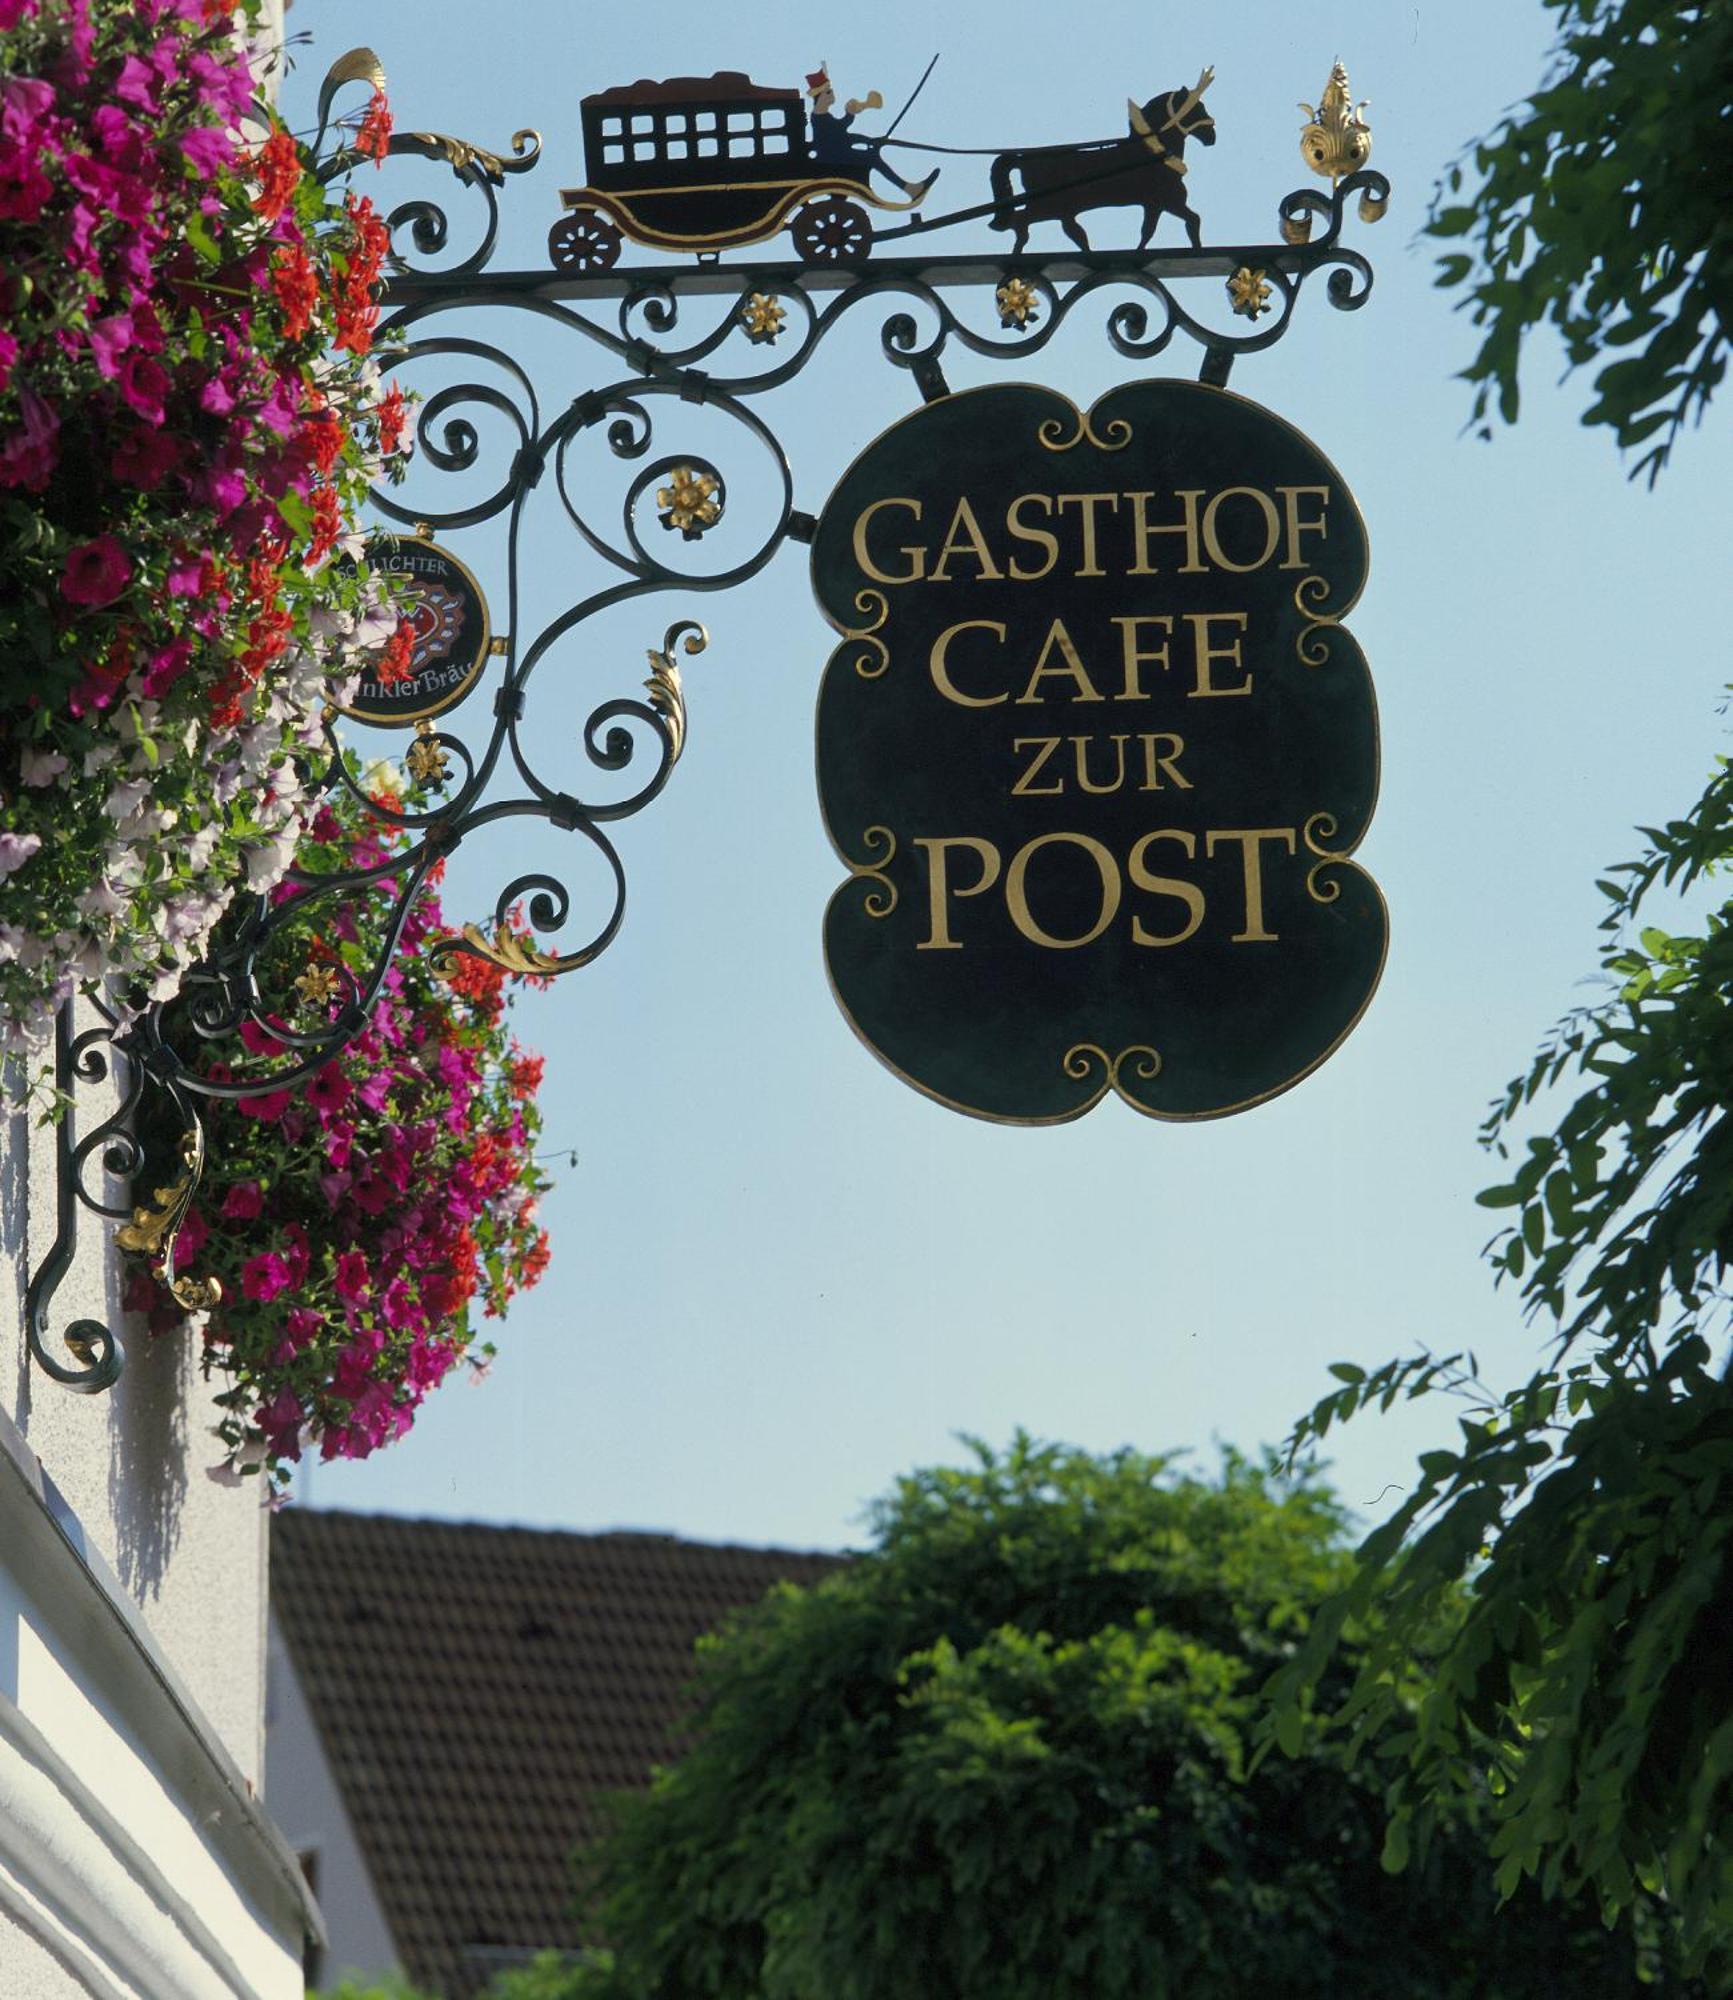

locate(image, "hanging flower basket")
(0, 0), (410, 1059)
(124, 778), (553, 1484)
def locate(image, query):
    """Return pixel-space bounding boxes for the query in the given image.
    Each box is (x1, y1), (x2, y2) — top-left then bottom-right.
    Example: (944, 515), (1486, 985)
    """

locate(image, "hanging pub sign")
(336, 532), (493, 728)
(811, 378), (1386, 1124)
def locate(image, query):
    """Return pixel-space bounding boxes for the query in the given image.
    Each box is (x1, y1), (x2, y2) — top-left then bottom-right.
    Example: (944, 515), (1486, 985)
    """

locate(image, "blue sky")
(281, 0), (1730, 1548)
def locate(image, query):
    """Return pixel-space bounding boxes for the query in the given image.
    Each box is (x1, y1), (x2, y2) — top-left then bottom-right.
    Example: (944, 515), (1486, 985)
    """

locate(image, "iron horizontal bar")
(382, 240), (1335, 308)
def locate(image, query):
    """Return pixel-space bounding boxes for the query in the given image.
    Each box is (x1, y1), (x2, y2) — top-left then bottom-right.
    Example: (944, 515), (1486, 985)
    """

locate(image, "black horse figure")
(989, 70), (1216, 252)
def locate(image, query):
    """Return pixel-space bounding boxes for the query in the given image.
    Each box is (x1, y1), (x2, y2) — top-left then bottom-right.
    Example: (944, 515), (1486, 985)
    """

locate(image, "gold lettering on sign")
(1200, 486), (1282, 573)
(1205, 827), (1297, 940)
(1004, 493), (1060, 581)
(1054, 493), (1121, 577)
(1126, 489), (1206, 574)
(1140, 733), (1190, 789)
(1071, 735), (1130, 795)
(930, 620), (1009, 707)
(1182, 612), (1252, 697)
(1010, 737), (1065, 796)
(853, 497), (925, 584)
(1129, 830), (1206, 946)
(929, 497), (1003, 582)
(1005, 832), (1121, 949)
(1278, 485), (1330, 569)
(1109, 615), (1171, 700)
(915, 836), (1002, 949)
(1016, 621), (1105, 705)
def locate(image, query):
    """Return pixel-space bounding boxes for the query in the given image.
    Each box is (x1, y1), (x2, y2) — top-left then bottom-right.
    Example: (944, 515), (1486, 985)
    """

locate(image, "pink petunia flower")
(333, 1248), (370, 1303)
(0, 385), (59, 491)
(306, 1064), (351, 1116)
(59, 535), (133, 607)
(220, 1180), (263, 1222)
(179, 124), (234, 178)
(241, 1251), (292, 1302)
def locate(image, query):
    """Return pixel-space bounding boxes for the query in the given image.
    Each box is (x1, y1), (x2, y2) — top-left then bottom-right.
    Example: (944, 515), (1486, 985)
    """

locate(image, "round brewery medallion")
(336, 534), (493, 728)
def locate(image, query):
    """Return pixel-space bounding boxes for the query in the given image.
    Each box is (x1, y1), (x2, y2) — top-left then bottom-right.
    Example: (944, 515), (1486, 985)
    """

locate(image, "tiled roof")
(271, 1509), (843, 1999)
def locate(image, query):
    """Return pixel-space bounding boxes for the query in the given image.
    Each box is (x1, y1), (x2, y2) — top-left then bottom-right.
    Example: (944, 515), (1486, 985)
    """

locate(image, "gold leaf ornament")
(643, 620), (707, 766)
(445, 922), (564, 978)
(116, 1128), (223, 1312)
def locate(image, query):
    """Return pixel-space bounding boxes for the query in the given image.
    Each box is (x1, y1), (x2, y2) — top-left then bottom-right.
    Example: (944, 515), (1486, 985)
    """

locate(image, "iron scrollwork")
(26, 54), (1389, 1388)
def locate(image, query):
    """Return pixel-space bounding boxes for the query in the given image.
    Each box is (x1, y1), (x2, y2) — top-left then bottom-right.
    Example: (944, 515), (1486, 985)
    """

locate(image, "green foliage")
(1427, 0), (1730, 482)
(1266, 749), (1733, 1971)
(510, 1439), (1693, 2000)
(322, 1978), (441, 2000)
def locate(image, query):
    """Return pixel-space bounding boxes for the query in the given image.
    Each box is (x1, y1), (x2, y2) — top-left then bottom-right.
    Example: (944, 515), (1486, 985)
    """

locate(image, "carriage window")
(602, 143), (625, 165)
(664, 138), (690, 160)
(727, 135), (758, 158)
(631, 115), (654, 134)
(727, 112), (756, 132)
(692, 112), (717, 132)
(761, 133), (789, 154)
(631, 140), (658, 162)
(598, 116), (624, 139)
(663, 112), (688, 135)
(695, 136), (720, 157)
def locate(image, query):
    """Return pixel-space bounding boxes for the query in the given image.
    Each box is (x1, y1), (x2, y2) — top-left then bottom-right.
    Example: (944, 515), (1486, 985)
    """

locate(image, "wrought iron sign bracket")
(27, 54), (1390, 1389)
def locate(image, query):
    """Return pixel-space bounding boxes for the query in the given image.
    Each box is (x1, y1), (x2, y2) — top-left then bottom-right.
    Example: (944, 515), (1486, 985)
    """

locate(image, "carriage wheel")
(548, 208), (623, 274)
(790, 197), (872, 264)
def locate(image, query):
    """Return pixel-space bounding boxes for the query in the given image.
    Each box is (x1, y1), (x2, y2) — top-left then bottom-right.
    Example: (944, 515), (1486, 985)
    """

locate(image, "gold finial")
(995, 277), (1041, 330)
(1299, 59), (1372, 182)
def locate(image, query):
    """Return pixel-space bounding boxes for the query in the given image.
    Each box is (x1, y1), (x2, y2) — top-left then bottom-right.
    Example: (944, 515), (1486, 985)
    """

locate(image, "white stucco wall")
(3, 1006), (316, 1991)
(4, 1028), (270, 1784)
(265, 1617), (403, 1990)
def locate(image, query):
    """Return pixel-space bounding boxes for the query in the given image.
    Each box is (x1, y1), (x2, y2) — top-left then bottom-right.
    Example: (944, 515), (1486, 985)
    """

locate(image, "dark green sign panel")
(811, 378), (1386, 1124)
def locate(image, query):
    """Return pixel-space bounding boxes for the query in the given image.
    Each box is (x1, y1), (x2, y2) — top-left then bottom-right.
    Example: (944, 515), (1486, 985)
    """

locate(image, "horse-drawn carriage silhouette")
(549, 72), (922, 272)
(548, 69), (1218, 272)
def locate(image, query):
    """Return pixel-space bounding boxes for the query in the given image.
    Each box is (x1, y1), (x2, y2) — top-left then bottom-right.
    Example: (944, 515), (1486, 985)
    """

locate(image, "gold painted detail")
(996, 277), (1041, 330)
(117, 1128), (222, 1312)
(321, 46), (387, 101)
(1063, 1042), (1164, 1112)
(644, 619), (707, 766)
(1294, 571), (1342, 667)
(844, 826), (899, 918)
(405, 718), (450, 786)
(1357, 185), (1388, 225)
(1303, 811), (1350, 903)
(657, 465), (721, 540)
(742, 293), (786, 344)
(1280, 209), (1314, 247)
(295, 962), (340, 1008)
(443, 922), (565, 978)
(1299, 59), (1372, 183)
(841, 588), (891, 679)
(402, 127), (542, 186)
(1227, 267), (1273, 320)
(1037, 409), (1133, 454)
